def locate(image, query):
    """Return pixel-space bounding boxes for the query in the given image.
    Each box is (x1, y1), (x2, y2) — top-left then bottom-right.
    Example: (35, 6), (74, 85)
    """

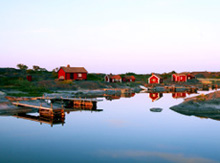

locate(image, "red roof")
(59, 67), (88, 73)
(151, 73), (163, 79)
(111, 75), (122, 80)
(124, 76), (135, 80)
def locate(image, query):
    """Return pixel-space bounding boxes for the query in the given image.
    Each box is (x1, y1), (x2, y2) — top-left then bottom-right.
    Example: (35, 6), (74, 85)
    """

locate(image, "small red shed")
(58, 65), (88, 80)
(122, 76), (135, 82)
(149, 93), (163, 102)
(105, 74), (122, 83)
(172, 73), (196, 82)
(148, 73), (163, 84)
(172, 73), (187, 82)
(187, 73), (196, 80)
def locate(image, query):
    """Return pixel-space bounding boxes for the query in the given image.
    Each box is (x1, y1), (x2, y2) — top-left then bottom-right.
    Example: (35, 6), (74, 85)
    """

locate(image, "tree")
(33, 65), (40, 71)
(170, 71), (176, 74)
(52, 67), (59, 78)
(17, 64), (28, 70)
(52, 67), (59, 72)
(39, 68), (47, 72)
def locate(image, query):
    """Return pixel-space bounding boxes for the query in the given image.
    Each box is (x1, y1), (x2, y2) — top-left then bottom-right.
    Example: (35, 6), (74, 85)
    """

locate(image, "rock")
(170, 90), (220, 121)
(150, 108), (163, 112)
(175, 87), (187, 92)
(154, 87), (165, 92)
(0, 91), (5, 96)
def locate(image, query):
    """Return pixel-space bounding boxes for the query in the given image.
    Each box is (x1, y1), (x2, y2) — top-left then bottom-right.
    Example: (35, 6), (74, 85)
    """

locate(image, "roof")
(60, 67), (88, 73)
(111, 75), (122, 79)
(123, 75), (135, 79)
(151, 73), (163, 79)
(106, 74), (122, 79)
(173, 73), (187, 76)
(174, 73), (195, 77)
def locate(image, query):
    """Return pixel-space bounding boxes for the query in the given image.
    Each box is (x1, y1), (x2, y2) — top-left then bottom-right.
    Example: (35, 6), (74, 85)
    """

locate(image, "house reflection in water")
(65, 102), (103, 114)
(172, 92), (186, 99)
(149, 93), (163, 102)
(105, 95), (121, 101)
(105, 93), (135, 101)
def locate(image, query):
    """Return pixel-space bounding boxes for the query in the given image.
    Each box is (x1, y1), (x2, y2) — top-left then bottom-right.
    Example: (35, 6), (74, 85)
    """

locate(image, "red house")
(105, 74), (122, 83)
(172, 73), (195, 82)
(149, 93), (163, 102)
(58, 65), (88, 80)
(172, 74), (187, 82)
(187, 73), (196, 80)
(148, 73), (163, 84)
(122, 76), (135, 82)
(172, 92), (186, 99)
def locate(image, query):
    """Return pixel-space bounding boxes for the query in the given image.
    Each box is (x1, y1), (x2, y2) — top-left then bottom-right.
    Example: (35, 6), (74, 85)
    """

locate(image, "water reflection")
(1, 90), (220, 162)
(0, 89), (216, 128)
(172, 92), (186, 99)
(149, 91), (199, 102)
(0, 99), (102, 127)
(149, 92), (163, 102)
(105, 93), (135, 101)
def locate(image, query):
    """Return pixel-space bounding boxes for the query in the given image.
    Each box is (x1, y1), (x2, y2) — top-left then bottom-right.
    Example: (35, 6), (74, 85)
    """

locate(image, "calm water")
(0, 91), (220, 163)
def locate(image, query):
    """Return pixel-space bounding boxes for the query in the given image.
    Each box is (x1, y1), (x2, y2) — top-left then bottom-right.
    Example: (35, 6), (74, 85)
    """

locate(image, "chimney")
(67, 64), (70, 68)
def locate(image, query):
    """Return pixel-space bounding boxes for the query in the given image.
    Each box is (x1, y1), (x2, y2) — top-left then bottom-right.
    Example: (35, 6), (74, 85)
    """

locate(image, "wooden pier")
(12, 101), (54, 110)
(12, 101), (65, 118)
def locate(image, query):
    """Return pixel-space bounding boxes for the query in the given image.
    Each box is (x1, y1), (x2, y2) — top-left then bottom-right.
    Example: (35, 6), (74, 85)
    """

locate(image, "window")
(78, 73), (82, 77)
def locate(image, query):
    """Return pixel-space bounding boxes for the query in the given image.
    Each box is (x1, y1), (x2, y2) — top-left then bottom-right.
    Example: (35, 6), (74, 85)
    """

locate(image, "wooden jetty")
(12, 101), (54, 110)
(37, 96), (102, 102)
(12, 101), (65, 118)
(12, 97), (102, 114)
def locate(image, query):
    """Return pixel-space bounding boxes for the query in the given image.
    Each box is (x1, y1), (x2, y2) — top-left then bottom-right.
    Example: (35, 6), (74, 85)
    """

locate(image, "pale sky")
(0, 0), (220, 74)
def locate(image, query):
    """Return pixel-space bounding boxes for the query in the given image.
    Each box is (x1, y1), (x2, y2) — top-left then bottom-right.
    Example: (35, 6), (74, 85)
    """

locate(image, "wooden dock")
(12, 98), (99, 113)
(12, 101), (65, 118)
(12, 101), (54, 110)
(37, 96), (103, 102)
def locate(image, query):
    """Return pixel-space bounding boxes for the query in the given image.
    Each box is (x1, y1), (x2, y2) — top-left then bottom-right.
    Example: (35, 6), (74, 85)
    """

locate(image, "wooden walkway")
(37, 96), (103, 102)
(12, 101), (54, 110)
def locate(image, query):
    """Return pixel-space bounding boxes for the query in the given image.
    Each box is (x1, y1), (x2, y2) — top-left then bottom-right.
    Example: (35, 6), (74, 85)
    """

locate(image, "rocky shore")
(170, 90), (220, 120)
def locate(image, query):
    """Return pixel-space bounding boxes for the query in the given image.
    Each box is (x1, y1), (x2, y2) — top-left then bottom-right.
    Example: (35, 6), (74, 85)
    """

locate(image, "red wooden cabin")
(172, 73), (195, 82)
(122, 76), (135, 82)
(105, 74), (122, 83)
(172, 92), (186, 99)
(187, 74), (196, 80)
(58, 65), (88, 80)
(148, 73), (163, 84)
(172, 74), (187, 82)
(149, 93), (163, 102)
